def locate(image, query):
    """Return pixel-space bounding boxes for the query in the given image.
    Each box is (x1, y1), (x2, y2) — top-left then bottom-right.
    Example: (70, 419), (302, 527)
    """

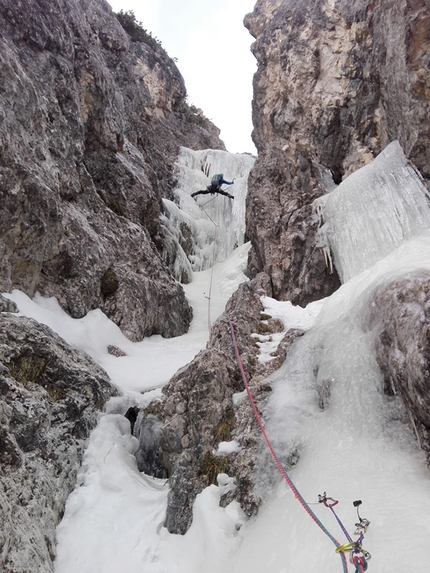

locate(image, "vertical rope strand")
(206, 224), (217, 331)
(199, 202), (219, 333)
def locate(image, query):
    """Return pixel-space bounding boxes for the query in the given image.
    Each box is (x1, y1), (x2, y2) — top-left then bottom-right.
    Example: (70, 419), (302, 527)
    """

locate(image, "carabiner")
(318, 492), (339, 508)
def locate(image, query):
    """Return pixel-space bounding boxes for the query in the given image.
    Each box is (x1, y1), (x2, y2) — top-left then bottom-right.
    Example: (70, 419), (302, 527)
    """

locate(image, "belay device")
(318, 493), (371, 573)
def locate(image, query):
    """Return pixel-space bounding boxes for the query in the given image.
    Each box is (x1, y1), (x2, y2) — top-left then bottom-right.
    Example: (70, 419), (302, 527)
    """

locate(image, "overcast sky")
(107, 0), (257, 154)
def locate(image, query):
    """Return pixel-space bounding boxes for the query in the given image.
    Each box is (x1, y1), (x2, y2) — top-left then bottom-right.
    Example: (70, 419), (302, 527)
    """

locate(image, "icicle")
(315, 141), (430, 283)
(315, 222), (333, 274)
(163, 148), (255, 274)
(312, 194), (329, 227)
(312, 194), (334, 274)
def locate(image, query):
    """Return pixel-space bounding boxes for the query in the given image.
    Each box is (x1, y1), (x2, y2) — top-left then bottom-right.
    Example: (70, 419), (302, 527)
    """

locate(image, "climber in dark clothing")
(191, 173), (235, 199)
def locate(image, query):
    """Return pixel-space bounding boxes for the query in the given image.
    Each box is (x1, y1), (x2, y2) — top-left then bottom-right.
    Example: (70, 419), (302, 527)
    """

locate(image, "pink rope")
(226, 315), (349, 573)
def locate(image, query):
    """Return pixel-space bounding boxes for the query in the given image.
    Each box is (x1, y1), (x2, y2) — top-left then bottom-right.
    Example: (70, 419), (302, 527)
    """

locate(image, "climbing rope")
(319, 495), (354, 544)
(226, 314), (349, 572)
(198, 200), (220, 332)
(206, 222), (217, 331)
(319, 495), (371, 573)
(200, 195), (217, 208)
(199, 202), (219, 226)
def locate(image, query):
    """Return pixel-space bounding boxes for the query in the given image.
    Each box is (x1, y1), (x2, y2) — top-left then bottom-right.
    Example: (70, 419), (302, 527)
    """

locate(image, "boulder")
(0, 312), (116, 572)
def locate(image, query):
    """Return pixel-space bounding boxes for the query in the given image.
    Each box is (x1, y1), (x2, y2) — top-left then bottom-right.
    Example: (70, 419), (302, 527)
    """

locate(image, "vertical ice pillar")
(163, 147), (255, 275)
(315, 141), (430, 283)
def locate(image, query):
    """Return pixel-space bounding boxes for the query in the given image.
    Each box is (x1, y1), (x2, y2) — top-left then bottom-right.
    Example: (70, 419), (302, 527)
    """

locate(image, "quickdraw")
(319, 493), (371, 573)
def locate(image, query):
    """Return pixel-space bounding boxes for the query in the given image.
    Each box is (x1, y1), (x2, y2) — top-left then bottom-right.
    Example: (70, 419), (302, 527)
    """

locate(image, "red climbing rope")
(226, 314), (349, 573)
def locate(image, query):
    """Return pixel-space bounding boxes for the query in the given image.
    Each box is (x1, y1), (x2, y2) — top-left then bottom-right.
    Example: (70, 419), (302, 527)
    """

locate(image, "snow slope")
(5, 143), (430, 573)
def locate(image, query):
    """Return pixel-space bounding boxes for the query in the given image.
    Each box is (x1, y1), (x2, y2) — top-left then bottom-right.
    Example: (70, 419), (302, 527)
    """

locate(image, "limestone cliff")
(0, 1), (225, 570)
(0, 296), (116, 573)
(132, 0), (430, 537)
(0, 0), (224, 341)
(244, 0), (430, 304)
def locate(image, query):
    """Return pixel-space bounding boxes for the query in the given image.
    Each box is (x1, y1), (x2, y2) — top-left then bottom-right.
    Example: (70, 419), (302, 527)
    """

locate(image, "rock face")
(244, 0), (430, 304)
(0, 1), (227, 569)
(0, 0), (224, 341)
(0, 309), (116, 573)
(139, 273), (304, 534)
(367, 271), (430, 458)
(3, 0), (430, 564)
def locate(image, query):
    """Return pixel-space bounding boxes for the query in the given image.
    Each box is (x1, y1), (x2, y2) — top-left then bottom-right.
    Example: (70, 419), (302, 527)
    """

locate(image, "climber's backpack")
(211, 173), (223, 186)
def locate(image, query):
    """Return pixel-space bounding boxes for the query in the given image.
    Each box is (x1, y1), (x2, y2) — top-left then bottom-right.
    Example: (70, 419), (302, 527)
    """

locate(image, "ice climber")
(191, 173), (235, 199)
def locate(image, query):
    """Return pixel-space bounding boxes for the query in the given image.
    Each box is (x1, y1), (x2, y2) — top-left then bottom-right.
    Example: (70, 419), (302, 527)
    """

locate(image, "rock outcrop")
(139, 273), (304, 534)
(244, 0), (430, 304)
(0, 0), (224, 341)
(0, 308), (116, 573)
(366, 271), (430, 458)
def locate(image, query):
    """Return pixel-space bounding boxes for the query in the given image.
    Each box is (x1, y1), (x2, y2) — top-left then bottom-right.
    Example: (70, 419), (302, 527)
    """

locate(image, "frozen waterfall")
(227, 145), (430, 572)
(314, 141), (430, 283)
(8, 140), (430, 573)
(162, 147), (255, 276)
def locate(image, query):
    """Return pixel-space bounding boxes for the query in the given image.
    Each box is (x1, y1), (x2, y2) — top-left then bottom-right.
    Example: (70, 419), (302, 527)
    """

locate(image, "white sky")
(107, 0), (257, 154)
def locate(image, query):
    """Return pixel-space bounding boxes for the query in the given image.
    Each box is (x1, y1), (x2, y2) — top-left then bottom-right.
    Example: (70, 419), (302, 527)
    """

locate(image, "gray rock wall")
(0, 309), (116, 573)
(366, 271), (430, 458)
(0, 0), (224, 341)
(244, 0), (430, 304)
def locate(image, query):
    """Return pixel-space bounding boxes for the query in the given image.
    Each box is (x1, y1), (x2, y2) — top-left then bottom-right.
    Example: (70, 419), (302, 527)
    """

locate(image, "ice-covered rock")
(366, 271), (430, 457)
(162, 148), (255, 281)
(244, 0), (430, 304)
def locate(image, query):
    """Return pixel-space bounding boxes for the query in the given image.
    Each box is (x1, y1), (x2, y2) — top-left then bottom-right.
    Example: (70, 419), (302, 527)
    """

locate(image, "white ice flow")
(5, 142), (430, 573)
(314, 140), (430, 283)
(162, 147), (255, 275)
